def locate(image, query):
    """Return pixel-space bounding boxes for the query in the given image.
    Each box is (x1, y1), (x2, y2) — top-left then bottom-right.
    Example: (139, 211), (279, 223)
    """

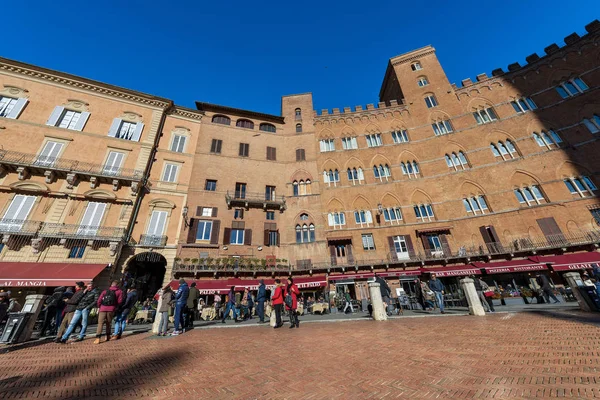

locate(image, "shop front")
(0, 262), (109, 304)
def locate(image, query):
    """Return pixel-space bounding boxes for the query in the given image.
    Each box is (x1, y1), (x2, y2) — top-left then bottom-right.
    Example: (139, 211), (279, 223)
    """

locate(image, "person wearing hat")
(172, 278), (189, 335)
(582, 272), (595, 287)
(55, 282), (86, 342)
(256, 279), (267, 323)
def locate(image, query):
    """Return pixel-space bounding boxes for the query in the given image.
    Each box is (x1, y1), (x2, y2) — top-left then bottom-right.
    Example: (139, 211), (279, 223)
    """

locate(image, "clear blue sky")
(6, 0), (599, 115)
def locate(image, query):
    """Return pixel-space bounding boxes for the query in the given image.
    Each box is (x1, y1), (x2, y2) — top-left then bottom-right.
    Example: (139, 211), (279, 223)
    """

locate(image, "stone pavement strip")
(1, 310), (600, 399)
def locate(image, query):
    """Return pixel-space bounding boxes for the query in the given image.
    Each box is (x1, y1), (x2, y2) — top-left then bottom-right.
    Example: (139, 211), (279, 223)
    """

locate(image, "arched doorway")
(122, 252), (167, 302)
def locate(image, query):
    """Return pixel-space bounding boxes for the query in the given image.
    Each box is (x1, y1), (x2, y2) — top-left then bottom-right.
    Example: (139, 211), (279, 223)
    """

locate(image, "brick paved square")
(1, 311), (600, 399)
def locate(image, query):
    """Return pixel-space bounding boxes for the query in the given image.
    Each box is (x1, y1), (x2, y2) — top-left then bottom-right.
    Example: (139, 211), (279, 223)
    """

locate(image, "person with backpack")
(40, 286), (66, 337)
(284, 277), (300, 329)
(272, 279), (284, 329)
(112, 287), (138, 340)
(94, 281), (124, 344)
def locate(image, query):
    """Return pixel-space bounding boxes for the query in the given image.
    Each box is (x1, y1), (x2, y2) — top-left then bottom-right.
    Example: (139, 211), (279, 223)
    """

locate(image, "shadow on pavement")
(521, 308), (600, 327)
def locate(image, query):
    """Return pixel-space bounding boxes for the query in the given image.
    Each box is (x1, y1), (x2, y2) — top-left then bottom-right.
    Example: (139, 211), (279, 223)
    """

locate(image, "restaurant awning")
(329, 270), (423, 281)
(531, 252), (600, 271)
(170, 276), (328, 294)
(377, 269), (422, 278)
(422, 265), (481, 277)
(0, 262), (107, 288)
(472, 259), (548, 274)
(328, 272), (375, 281)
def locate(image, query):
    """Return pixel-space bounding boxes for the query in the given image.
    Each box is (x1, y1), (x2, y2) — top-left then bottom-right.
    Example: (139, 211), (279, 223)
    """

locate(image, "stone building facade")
(1, 20), (599, 296)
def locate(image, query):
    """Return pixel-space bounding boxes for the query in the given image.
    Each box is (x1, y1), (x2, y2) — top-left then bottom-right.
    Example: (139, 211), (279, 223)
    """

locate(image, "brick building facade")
(1, 20), (599, 298)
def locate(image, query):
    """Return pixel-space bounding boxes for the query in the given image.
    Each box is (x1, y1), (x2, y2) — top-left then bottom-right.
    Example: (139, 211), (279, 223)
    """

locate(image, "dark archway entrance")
(122, 252), (167, 302)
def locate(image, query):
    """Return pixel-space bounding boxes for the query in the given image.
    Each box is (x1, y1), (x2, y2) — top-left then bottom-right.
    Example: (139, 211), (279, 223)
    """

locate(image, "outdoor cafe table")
(310, 303), (328, 314)
(134, 310), (155, 322)
(201, 307), (216, 321)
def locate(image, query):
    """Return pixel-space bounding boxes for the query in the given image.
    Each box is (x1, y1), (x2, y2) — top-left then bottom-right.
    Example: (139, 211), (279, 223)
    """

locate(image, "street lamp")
(182, 205), (190, 227)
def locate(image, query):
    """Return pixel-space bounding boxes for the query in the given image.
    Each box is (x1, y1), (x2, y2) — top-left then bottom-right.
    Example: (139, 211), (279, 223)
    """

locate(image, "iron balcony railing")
(0, 219), (42, 235)
(172, 257), (290, 274)
(39, 223), (125, 241)
(0, 149), (144, 181)
(138, 235), (168, 247)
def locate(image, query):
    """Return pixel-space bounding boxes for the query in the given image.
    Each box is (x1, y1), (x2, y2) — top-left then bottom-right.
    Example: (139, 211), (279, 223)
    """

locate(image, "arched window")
(299, 180), (306, 195)
(411, 62), (422, 71)
(302, 224), (309, 242)
(445, 152), (469, 171)
(296, 123), (302, 133)
(323, 169), (339, 186)
(300, 213), (309, 220)
(514, 185), (546, 206)
(491, 140), (518, 161)
(295, 225), (302, 243)
(212, 115), (230, 125)
(309, 224), (315, 242)
(533, 130), (562, 148)
(401, 161), (419, 178)
(292, 181), (299, 196)
(424, 94), (438, 108)
(259, 123), (276, 133)
(432, 119), (453, 136)
(236, 119), (254, 129)
(417, 76), (429, 87)
(473, 107), (498, 124)
(347, 167), (364, 185)
(305, 179), (311, 194)
(373, 164), (391, 181)
(295, 108), (302, 120)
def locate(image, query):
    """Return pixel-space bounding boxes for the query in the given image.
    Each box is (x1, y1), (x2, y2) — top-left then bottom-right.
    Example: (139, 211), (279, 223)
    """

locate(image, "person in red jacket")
(271, 279), (284, 329)
(94, 281), (124, 344)
(285, 277), (300, 329)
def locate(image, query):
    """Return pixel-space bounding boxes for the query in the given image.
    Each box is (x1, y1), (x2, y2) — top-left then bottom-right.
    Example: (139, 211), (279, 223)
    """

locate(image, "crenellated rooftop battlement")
(456, 19), (600, 89)
(313, 98), (407, 118)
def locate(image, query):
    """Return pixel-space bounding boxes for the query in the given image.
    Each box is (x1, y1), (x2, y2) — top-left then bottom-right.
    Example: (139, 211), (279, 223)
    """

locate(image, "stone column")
(152, 293), (163, 334)
(563, 272), (592, 312)
(368, 282), (387, 321)
(460, 277), (485, 316)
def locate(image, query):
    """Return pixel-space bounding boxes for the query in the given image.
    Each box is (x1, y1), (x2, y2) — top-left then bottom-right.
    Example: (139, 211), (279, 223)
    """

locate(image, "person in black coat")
(40, 286), (66, 337)
(374, 274), (392, 315)
(256, 280), (267, 323)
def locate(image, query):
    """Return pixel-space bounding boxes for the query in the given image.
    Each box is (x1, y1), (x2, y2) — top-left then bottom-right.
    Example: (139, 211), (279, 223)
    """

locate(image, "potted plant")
(191, 258), (199, 266)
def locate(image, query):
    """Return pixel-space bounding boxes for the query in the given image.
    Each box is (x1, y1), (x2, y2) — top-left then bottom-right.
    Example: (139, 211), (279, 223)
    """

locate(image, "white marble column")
(368, 282), (388, 321)
(460, 277), (485, 316)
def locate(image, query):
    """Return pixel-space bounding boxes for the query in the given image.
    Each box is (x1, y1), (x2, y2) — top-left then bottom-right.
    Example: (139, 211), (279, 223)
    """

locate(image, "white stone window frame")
(414, 204), (435, 222)
(161, 161), (181, 183)
(515, 186), (546, 206)
(391, 130), (409, 143)
(34, 136), (70, 168)
(534, 130), (562, 149)
(102, 148), (128, 176)
(169, 130), (189, 153)
(361, 233), (376, 251)
(383, 207), (403, 224)
(401, 161), (420, 179)
(323, 169), (340, 187)
(556, 77), (589, 98)
(463, 195), (489, 215)
(319, 139), (335, 152)
(365, 133), (383, 148)
(353, 210), (373, 227)
(582, 115), (600, 134)
(347, 167), (364, 186)
(327, 212), (346, 230)
(564, 176), (597, 198)
(473, 107), (498, 125)
(341, 137), (358, 150)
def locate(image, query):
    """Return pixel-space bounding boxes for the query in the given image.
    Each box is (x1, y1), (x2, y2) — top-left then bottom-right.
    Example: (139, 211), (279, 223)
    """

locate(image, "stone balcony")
(137, 234), (168, 247)
(225, 191), (286, 212)
(0, 149), (144, 193)
(38, 223), (125, 242)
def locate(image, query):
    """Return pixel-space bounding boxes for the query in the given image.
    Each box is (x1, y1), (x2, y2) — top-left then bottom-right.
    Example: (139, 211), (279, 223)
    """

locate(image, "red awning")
(170, 276), (328, 294)
(329, 270), (423, 281)
(328, 272), (375, 281)
(377, 269), (422, 278)
(472, 259), (548, 274)
(422, 265), (481, 277)
(531, 252), (600, 271)
(0, 262), (107, 288)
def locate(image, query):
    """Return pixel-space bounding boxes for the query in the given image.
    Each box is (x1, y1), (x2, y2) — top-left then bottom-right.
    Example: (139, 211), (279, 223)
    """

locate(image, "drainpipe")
(125, 102), (174, 244)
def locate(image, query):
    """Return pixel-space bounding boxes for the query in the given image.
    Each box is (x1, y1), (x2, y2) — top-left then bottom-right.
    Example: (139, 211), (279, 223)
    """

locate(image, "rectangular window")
(116, 121), (137, 140)
(201, 207), (213, 217)
(205, 179), (217, 191)
(239, 143), (249, 157)
(162, 163), (179, 182)
(230, 229), (245, 245)
(319, 139), (335, 152)
(342, 137), (358, 150)
(383, 207), (403, 223)
(102, 151), (124, 176)
(362, 234), (375, 250)
(424, 95), (438, 108)
(78, 202), (107, 236)
(590, 209), (600, 226)
(327, 212), (346, 228)
(391, 130), (409, 143)
(144, 210), (167, 244)
(235, 182), (246, 199)
(234, 208), (244, 219)
(426, 235), (443, 252)
(196, 220), (213, 241)
(35, 141), (64, 167)
(210, 139), (222, 154)
(0, 195), (36, 232)
(266, 146), (277, 160)
(171, 134), (186, 153)
(366, 134), (383, 148)
(268, 231), (278, 246)
(583, 115), (600, 134)
(296, 149), (306, 161)
(68, 243), (86, 259)
(57, 110), (81, 130)
(393, 235), (409, 259)
(0, 97), (18, 118)
(414, 204), (435, 222)
(265, 185), (276, 201)
(266, 211), (275, 220)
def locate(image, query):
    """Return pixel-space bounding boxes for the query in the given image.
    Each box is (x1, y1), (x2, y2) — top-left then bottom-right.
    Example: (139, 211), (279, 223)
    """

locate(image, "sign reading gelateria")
(0, 281), (48, 287)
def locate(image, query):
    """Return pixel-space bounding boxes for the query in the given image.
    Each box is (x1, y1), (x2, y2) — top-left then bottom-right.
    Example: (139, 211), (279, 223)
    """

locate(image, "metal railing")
(39, 223), (125, 241)
(0, 219), (42, 235)
(172, 257), (291, 274)
(138, 235), (168, 247)
(225, 191), (286, 204)
(0, 149), (144, 181)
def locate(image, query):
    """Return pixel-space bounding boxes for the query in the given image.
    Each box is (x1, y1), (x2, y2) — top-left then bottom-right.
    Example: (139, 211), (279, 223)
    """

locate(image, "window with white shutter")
(0, 97), (28, 119)
(171, 135), (186, 153)
(162, 163), (179, 182)
(102, 151), (125, 176)
(0, 195), (36, 231)
(34, 141), (64, 167)
(77, 202), (106, 236)
(143, 211), (168, 245)
(108, 118), (144, 142)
